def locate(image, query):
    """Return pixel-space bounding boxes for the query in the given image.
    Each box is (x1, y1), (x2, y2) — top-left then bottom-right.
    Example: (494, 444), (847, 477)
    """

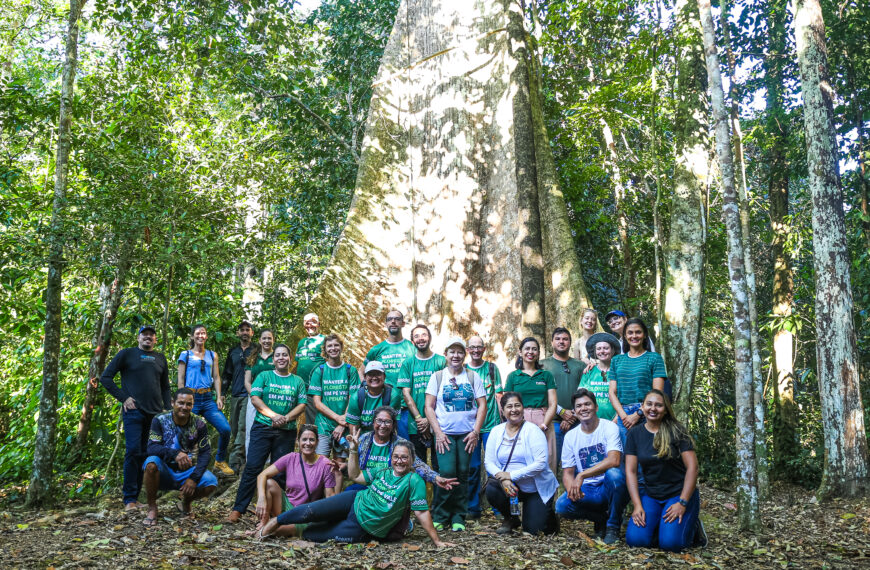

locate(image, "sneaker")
(496, 516), (521, 535)
(693, 518), (708, 548)
(433, 522), (444, 531)
(451, 523), (465, 532)
(214, 461), (235, 476)
(603, 527), (619, 545)
(593, 520), (606, 539)
(406, 519), (414, 534)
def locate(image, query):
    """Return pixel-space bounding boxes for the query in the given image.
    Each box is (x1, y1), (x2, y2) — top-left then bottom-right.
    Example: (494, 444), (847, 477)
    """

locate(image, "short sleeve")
(424, 372), (439, 397)
(295, 376), (308, 404)
(389, 387), (404, 409)
(651, 353), (668, 379)
(271, 452), (292, 474)
(624, 427), (638, 456)
(608, 357), (622, 384)
(605, 423), (623, 453)
(362, 468), (375, 485)
(308, 367), (324, 396)
(408, 475), (429, 511)
(471, 372), (487, 399)
(543, 370), (556, 390)
(320, 458), (337, 488)
(499, 372), (514, 393)
(250, 374), (266, 398)
(177, 350), (188, 364)
(678, 435), (694, 453)
(396, 360), (412, 389)
(346, 393), (362, 425)
(491, 366), (503, 391)
(560, 431), (577, 469)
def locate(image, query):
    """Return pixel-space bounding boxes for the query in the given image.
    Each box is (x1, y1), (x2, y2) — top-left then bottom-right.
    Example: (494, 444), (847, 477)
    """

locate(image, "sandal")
(142, 516), (157, 527)
(176, 501), (192, 517)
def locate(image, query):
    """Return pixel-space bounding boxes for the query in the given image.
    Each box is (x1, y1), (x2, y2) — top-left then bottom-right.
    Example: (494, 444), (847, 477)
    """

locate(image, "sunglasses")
(561, 362), (571, 374)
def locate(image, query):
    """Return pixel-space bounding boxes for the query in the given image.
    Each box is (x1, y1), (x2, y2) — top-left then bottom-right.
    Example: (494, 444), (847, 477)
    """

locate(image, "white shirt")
(485, 422), (559, 503)
(561, 419), (622, 486)
(426, 368), (486, 435)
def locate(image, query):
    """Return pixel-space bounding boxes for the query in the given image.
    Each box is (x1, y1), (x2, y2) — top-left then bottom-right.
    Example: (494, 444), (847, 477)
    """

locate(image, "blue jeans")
(554, 421), (576, 465)
(143, 456), (218, 490)
(554, 467), (628, 529)
(618, 403), (646, 490)
(397, 409), (410, 440)
(467, 432), (489, 515)
(193, 392), (231, 462)
(122, 409), (153, 504)
(277, 489), (373, 543)
(626, 489), (700, 552)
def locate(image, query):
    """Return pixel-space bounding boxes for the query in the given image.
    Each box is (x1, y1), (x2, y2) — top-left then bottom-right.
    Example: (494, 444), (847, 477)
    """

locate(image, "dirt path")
(1, 483), (868, 568)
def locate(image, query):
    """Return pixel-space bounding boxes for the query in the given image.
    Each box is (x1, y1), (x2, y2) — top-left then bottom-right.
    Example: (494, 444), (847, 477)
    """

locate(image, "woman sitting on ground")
(352, 406), (458, 491)
(252, 424), (337, 534)
(258, 435), (454, 547)
(484, 391), (559, 536)
(625, 389), (704, 552)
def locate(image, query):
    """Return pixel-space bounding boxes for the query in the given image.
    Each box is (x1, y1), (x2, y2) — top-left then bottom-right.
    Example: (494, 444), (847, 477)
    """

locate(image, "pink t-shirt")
(271, 452), (336, 507)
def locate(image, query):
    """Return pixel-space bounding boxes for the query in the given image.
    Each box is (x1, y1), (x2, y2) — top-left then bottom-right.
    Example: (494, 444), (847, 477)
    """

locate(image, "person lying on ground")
(141, 388), (217, 526)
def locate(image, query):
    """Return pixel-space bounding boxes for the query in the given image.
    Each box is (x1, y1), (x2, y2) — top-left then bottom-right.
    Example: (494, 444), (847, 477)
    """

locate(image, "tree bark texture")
(600, 118), (635, 312)
(27, 0), (86, 507)
(287, 0), (593, 367)
(697, 0), (759, 529)
(663, 0), (707, 421)
(792, 0), (869, 498)
(73, 251), (132, 458)
(765, 0), (798, 480)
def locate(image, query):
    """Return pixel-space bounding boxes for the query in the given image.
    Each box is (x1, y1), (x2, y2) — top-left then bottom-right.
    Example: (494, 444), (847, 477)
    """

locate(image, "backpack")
(318, 363), (357, 387)
(356, 383), (393, 411)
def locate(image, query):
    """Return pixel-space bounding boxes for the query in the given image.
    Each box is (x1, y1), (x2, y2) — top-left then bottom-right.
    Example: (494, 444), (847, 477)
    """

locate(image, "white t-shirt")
(561, 419), (622, 486)
(496, 430), (537, 493)
(425, 369), (486, 435)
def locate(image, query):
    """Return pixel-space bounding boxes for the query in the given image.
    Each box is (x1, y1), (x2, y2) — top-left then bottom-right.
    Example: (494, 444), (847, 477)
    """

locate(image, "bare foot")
(124, 502), (143, 512)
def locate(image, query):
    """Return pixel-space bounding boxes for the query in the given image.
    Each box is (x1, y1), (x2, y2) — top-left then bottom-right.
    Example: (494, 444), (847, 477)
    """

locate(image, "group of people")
(100, 307), (706, 551)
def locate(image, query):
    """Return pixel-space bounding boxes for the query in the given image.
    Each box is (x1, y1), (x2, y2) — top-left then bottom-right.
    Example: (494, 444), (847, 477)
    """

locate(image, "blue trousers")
(143, 456), (218, 490)
(467, 432), (489, 515)
(554, 467), (628, 529)
(121, 409), (153, 504)
(626, 489), (700, 552)
(192, 393), (231, 462)
(277, 489), (373, 543)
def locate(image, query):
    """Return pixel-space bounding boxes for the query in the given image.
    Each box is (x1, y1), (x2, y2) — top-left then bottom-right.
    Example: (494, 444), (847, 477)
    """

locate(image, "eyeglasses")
(468, 346), (485, 351)
(200, 359), (206, 374)
(386, 316), (403, 322)
(374, 418), (394, 426)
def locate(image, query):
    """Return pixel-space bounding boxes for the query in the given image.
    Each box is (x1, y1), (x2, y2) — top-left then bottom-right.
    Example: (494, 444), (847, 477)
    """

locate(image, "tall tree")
(792, 0), (869, 498)
(697, 0), (759, 529)
(663, 0), (707, 420)
(764, 0), (798, 480)
(26, 0), (87, 507)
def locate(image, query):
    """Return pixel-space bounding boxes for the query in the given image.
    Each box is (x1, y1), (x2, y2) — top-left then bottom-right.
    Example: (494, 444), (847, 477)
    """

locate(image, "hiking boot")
(603, 527), (620, 545)
(214, 461), (235, 476)
(496, 516), (521, 535)
(693, 518), (708, 548)
(452, 523), (466, 532)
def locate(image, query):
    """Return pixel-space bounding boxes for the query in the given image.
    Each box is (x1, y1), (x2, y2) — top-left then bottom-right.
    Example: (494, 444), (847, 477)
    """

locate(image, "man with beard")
(222, 320), (255, 473)
(294, 313), (326, 424)
(100, 325), (171, 511)
(364, 309), (415, 429)
(396, 324), (446, 466)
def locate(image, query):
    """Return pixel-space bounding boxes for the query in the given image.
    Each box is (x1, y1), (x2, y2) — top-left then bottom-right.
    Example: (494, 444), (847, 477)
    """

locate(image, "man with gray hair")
(295, 313), (326, 424)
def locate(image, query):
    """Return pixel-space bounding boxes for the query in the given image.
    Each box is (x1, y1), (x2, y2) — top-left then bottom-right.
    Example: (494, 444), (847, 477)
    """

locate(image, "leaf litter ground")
(1, 483), (868, 569)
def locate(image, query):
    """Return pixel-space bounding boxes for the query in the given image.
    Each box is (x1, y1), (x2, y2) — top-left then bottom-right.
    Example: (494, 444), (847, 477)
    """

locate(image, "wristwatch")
(678, 498), (688, 507)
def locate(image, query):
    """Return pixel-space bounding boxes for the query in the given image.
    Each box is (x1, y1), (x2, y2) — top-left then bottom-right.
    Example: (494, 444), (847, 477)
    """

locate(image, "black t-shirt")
(624, 424), (693, 500)
(100, 347), (171, 416)
(223, 344), (254, 397)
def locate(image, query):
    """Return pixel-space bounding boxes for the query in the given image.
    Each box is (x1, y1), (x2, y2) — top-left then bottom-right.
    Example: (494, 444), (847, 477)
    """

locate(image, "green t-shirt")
(354, 468), (428, 537)
(579, 367), (617, 421)
(466, 361), (502, 433)
(365, 339), (416, 388)
(610, 351), (668, 405)
(250, 370), (307, 430)
(499, 369), (556, 408)
(345, 388), (402, 433)
(308, 362), (360, 435)
(295, 334), (326, 385)
(246, 353), (274, 384)
(362, 441), (393, 471)
(541, 356), (584, 410)
(396, 353), (447, 434)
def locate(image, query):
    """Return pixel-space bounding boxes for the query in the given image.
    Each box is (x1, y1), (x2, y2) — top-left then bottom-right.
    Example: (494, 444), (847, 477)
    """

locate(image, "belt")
(192, 387), (212, 394)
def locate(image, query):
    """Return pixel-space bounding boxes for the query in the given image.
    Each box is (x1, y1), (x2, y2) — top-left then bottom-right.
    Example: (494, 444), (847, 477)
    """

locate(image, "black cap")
(139, 325), (157, 334)
(238, 319), (253, 329)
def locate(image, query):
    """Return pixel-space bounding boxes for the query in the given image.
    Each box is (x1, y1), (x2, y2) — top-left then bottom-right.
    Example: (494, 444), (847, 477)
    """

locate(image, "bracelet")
(348, 449), (358, 455)
(415, 415), (422, 420)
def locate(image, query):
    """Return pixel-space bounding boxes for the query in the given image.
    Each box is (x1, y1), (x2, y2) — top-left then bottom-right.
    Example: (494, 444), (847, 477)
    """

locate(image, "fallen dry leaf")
(450, 557), (470, 564)
(401, 543), (422, 551)
(560, 555), (575, 566)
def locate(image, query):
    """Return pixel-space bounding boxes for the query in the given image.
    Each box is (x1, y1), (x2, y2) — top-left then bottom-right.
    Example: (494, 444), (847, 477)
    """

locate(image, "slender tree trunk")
(764, 0), (798, 481)
(26, 0), (86, 508)
(842, 53), (870, 252)
(73, 249), (133, 458)
(697, 0), (759, 529)
(663, 0), (707, 421)
(792, 0), (869, 498)
(720, 0), (768, 500)
(601, 118), (636, 311)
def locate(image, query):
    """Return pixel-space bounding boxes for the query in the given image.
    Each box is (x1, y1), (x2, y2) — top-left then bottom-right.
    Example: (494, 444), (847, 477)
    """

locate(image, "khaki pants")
(524, 407), (557, 474)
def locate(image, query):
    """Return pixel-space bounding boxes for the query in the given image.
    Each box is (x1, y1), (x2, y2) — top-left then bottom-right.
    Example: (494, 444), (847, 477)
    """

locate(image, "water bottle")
(509, 494), (520, 516)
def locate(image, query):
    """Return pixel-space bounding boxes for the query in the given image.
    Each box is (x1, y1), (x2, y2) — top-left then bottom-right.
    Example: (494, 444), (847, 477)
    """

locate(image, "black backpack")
(356, 383), (393, 411)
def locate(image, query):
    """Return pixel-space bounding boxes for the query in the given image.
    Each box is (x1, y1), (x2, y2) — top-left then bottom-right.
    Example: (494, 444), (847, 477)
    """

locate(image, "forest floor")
(0, 481), (868, 569)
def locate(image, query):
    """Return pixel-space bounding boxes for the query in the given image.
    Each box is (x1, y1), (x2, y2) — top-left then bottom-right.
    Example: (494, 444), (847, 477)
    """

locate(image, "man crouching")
(142, 387), (217, 526)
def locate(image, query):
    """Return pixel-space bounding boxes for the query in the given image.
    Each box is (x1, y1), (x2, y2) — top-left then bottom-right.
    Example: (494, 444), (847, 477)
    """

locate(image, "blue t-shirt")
(178, 350), (216, 390)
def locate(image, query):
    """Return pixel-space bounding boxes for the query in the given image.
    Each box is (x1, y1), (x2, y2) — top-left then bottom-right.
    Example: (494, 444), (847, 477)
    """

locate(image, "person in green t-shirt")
(541, 327), (585, 463)
(579, 332), (621, 422)
(295, 313), (326, 425)
(499, 337), (558, 473)
(396, 324), (446, 466)
(365, 310), (416, 389)
(465, 335), (502, 518)
(229, 343), (306, 522)
(258, 436), (454, 547)
(242, 329), (275, 455)
(309, 333), (360, 489)
(346, 361), (403, 435)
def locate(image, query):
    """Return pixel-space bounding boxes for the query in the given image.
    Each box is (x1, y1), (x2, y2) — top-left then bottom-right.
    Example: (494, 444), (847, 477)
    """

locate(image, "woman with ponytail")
(625, 389), (705, 551)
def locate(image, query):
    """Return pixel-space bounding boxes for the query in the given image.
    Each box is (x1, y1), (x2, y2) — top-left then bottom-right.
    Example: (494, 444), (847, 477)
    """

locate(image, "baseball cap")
(443, 336), (467, 351)
(139, 325), (157, 334)
(604, 310), (627, 321)
(364, 361), (386, 374)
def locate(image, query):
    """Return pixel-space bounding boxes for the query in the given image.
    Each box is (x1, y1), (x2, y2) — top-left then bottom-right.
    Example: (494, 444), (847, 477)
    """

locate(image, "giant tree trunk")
(764, 0), (798, 481)
(697, 0), (759, 529)
(792, 0), (869, 498)
(287, 0), (593, 365)
(600, 118), (635, 312)
(663, 0), (707, 421)
(73, 250), (133, 459)
(26, 0), (86, 507)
